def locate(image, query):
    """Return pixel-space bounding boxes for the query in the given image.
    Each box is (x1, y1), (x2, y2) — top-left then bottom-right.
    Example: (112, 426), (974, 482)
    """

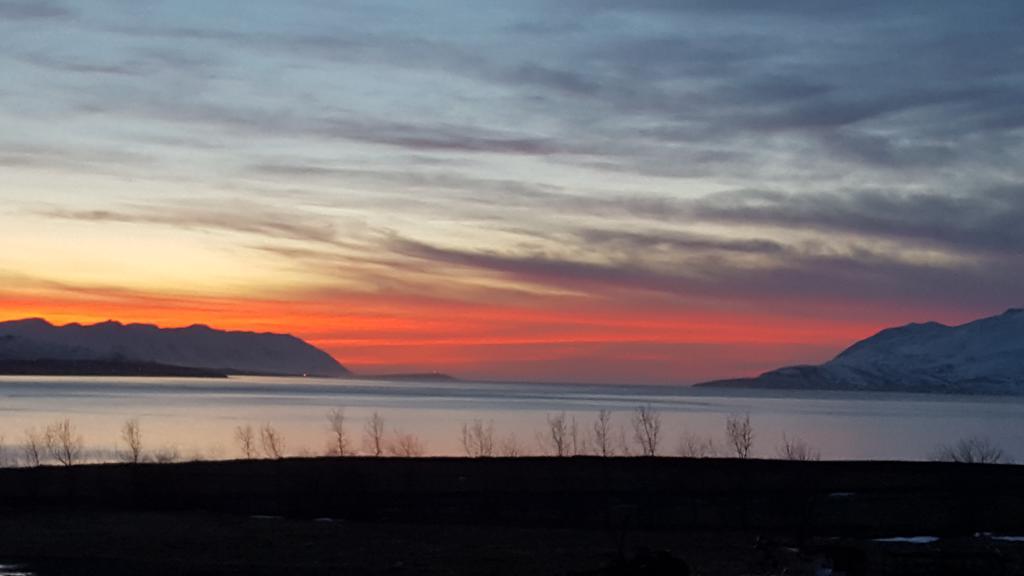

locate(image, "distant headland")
(0, 318), (348, 378)
(697, 308), (1024, 395)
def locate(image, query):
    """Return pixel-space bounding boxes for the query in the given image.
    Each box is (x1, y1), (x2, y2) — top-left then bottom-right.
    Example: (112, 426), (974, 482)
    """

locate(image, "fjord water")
(1, 375), (1021, 462)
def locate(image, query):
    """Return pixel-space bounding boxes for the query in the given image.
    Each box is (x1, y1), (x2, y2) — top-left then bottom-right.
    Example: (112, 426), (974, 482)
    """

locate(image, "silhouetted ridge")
(0, 319), (349, 377)
(697, 308), (1024, 394)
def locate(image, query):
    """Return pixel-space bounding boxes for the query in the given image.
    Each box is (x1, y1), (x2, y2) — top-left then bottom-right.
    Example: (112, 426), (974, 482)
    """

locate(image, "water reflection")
(0, 375), (1021, 462)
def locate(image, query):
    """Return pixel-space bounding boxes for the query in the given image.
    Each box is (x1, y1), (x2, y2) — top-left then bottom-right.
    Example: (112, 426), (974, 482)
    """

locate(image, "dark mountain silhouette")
(697, 309), (1024, 394)
(0, 318), (349, 377)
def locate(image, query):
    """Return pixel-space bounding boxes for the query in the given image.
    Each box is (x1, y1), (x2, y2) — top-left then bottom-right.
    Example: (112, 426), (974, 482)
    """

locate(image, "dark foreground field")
(1, 457), (1022, 575)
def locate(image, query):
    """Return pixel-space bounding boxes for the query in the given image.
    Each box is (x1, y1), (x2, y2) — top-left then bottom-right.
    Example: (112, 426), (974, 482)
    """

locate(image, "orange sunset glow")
(0, 278), (986, 383)
(4, 3), (1024, 575)
(2, 0), (1020, 385)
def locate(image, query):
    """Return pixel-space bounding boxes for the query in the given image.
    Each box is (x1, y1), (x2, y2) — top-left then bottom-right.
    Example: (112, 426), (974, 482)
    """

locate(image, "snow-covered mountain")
(0, 318), (349, 377)
(697, 309), (1024, 394)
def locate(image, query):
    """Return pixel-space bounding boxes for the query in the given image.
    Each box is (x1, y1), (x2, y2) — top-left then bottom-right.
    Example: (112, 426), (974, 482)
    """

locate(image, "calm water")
(0, 375), (1022, 462)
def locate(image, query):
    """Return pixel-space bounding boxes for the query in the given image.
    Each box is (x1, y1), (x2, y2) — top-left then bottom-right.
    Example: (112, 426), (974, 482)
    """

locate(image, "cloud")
(80, 95), (580, 157)
(311, 119), (570, 156)
(693, 187), (1024, 255)
(5, 2), (1024, 320)
(239, 156), (1024, 262)
(389, 229), (1024, 311)
(16, 0), (1023, 183)
(12, 47), (217, 78)
(576, 228), (786, 256)
(0, 0), (70, 20)
(40, 200), (341, 246)
(0, 144), (153, 173)
(245, 161), (567, 205)
(492, 2), (1024, 176)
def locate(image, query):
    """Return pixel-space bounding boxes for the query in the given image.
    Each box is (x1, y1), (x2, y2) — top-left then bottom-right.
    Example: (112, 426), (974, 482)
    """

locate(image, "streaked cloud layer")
(1, 0), (1022, 382)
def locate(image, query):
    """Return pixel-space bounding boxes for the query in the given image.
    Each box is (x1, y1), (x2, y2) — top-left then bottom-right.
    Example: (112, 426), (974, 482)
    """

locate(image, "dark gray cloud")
(491, 2), (1024, 177)
(389, 229), (1024, 310)
(694, 187), (1024, 256)
(75, 95), (580, 158)
(311, 119), (570, 156)
(0, 0), (70, 20)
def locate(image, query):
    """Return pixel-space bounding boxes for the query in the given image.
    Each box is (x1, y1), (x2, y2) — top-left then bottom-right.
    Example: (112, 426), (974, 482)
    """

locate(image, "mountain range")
(0, 319), (349, 377)
(697, 308), (1024, 394)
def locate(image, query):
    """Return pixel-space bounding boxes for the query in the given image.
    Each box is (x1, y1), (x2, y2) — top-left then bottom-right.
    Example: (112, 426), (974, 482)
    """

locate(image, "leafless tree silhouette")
(461, 419), (495, 457)
(260, 423), (285, 459)
(326, 408), (350, 456)
(387, 430), (426, 457)
(541, 412), (571, 456)
(121, 418), (144, 464)
(499, 433), (524, 457)
(235, 424), (257, 459)
(45, 417), (84, 466)
(932, 436), (1007, 464)
(777, 433), (820, 461)
(677, 432), (717, 458)
(591, 409), (616, 457)
(23, 428), (43, 467)
(726, 414), (754, 459)
(152, 446), (181, 463)
(363, 412), (386, 457)
(631, 405), (661, 456)
(569, 415), (582, 455)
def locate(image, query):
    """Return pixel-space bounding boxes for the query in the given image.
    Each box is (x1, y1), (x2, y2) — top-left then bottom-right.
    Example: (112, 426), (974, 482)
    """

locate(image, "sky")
(1, 1), (1022, 384)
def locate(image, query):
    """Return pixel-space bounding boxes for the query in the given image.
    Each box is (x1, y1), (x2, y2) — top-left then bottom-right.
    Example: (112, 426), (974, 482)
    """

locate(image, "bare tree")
(591, 409), (616, 457)
(677, 432), (717, 458)
(569, 415), (582, 455)
(152, 446), (181, 463)
(387, 430), (426, 457)
(363, 412), (385, 457)
(326, 408), (350, 456)
(617, 425), (633, 457)
(631, 405), (661, 456)
(121, 418), (144, 464)
(776, 433), (820, 461)
(260, 423), (285, 459)
(235, 424), (257, 459)
(499, 433), (524, 457)
(23, 428), (43, 467)
(932, 436), (1007, 464)
(461, 419), (495, 457)
(725, 414), (754, 459)
(45, 417), (84, 466)
(541, 412), (570, 456)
